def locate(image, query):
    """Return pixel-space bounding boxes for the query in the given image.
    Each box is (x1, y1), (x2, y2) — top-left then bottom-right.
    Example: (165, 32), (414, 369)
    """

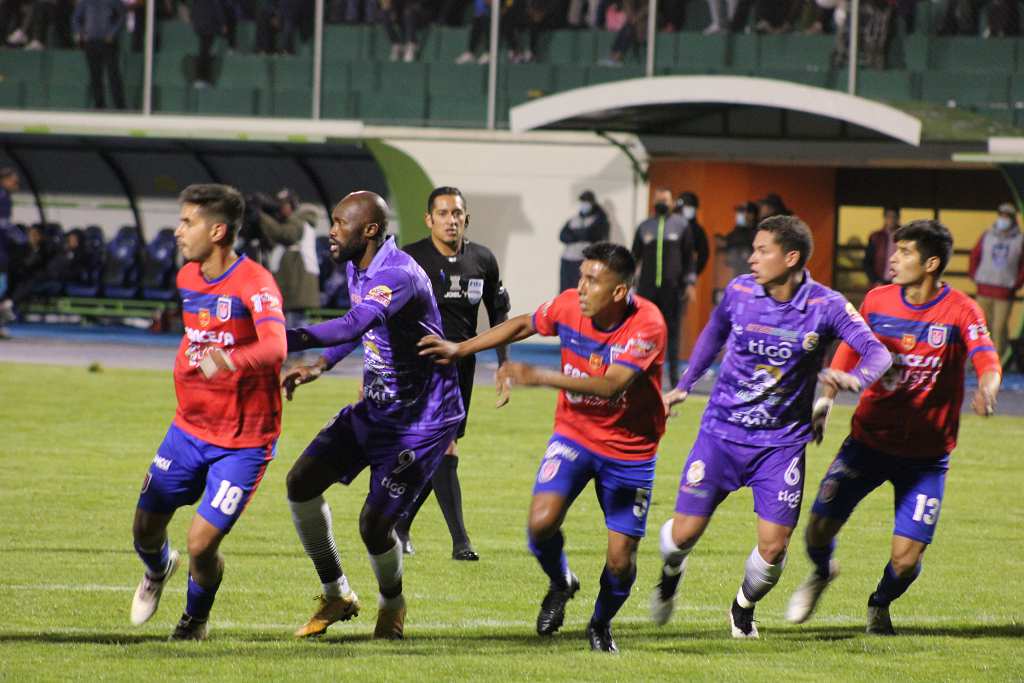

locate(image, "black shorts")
(455, 354), (476, 440)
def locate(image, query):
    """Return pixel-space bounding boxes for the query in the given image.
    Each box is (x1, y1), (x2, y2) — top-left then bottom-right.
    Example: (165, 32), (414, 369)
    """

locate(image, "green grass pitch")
(1, 362), (1022, 681)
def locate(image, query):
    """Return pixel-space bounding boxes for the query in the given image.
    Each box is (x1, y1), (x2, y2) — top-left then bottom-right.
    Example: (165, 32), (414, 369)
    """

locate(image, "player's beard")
(332, 236), (367, 265)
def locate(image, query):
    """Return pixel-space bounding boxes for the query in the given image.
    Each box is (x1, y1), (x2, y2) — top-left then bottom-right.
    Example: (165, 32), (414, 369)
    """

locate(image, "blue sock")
(134, 539), (170, 579)
(185, 574), (220, 621)
(807, 539), (836, 579)
(527, 531), (569, 589)
(590, 565), (636, 627)
(869, 561), (921, 607)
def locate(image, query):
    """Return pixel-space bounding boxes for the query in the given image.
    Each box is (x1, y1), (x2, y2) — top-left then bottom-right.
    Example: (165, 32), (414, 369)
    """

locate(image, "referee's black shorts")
(454, 354), (476, 440)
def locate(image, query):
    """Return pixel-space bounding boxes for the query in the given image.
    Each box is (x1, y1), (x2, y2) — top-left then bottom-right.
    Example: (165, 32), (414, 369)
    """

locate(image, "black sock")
(432, 456), (470, 549)
(397, 482), (433, 538)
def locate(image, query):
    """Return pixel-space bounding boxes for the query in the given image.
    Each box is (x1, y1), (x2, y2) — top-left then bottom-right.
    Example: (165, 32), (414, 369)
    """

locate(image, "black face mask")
(654, 202), (670, 216)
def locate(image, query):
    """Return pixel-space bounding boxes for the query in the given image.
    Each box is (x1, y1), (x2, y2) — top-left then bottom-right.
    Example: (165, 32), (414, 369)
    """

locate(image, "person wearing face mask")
(864, 206), (901, 288)
(675, 191), (710, 294)
(559, 190), (610, 295)
(631, 187), (696, 386)
(969, 202), (1024, 357)
(722, 201), (759, 278)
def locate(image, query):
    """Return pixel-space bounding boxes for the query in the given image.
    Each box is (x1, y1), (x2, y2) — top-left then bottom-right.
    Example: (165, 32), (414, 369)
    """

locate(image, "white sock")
(368, 534), (404, 596)
(659, 519), (693, 573)
(738, 545), (786, 607)
(289, 496), (349, 598)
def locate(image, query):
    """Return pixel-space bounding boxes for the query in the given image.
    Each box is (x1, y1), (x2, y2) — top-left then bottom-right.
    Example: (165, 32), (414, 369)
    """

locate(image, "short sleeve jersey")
(174, 255), (285, 448)
(839, 284), (998, 459)
(533, 289), (667, 461)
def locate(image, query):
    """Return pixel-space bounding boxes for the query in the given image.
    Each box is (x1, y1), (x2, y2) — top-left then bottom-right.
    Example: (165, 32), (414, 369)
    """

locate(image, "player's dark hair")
(583, 242), (635, 285)
(179, 183), (245, 241)
(757, 215), (814, 269)
(894, 219), (953, 276)
(427, 186), (465, 213)
(884, 205), (901, 216)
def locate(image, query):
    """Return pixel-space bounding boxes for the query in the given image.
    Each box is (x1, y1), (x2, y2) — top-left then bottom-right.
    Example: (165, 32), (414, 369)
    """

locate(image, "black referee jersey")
(403, 237), (510, 352)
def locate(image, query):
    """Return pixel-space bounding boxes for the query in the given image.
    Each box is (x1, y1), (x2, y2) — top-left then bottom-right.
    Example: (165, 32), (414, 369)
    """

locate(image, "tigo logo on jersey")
(900, 333), (916, 351)
(927, 324), (948, 348)
(216, 296), (232, 322)
(198, 308), (211, 328)
(366, 285), (393, 307)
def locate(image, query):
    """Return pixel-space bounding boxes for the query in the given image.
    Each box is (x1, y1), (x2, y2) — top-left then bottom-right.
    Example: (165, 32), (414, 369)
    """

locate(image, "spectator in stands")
(74, 0), (127, 110)
(704, 0), (738, 34)
(631, 187), (696, 386)
(598, 0), (646, 66)
(258, 188), (320, 328)
(20, 0), (56, 49)
(255, 0), (305, 54)
(1, 0), (28, 45)
(455, 0), (517, 64)
(970, 202), (1024, 357)
(192, 0), (226, 86)
(757, 192), (790, 221)
(863, 205), (900, 288)
(722, 200), (758, 277)
(504, 0), (560, 64)
(986, 0), (1019, 36)
(383, 0), (427, 62)
(343, 0), (380, 23)
(558, 189), (609, 294)
(567, 0), (599, 28)
(0, 167), (18, 339)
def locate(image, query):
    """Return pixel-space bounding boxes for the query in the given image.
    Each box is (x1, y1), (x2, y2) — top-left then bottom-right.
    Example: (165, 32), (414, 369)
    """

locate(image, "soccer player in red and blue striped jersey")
(787, 220), (1002, 634)
(130, 184), (287, 640)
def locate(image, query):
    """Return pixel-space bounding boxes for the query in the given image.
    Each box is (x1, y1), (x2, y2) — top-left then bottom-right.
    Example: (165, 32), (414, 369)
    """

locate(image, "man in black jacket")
(559, 190), (609, 295)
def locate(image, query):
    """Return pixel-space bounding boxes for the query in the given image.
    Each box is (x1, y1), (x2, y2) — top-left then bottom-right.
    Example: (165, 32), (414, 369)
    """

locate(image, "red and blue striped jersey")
(833, 284), (1001, 459)
(174, 255), (286, 448)
(533, 289), (667, 461)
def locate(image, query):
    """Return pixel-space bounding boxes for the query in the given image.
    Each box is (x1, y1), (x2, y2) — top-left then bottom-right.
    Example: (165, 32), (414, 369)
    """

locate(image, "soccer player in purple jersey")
(650, 215), (892, 638)
(278, 191), (464, 641)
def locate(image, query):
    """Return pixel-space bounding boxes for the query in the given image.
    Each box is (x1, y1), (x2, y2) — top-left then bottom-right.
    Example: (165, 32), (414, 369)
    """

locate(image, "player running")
(398, 186), (510, 561)
(420, 242), (668, 653)
(786, 220), (1001, 634)
(130, 184), (287, 640)
(651, 215), (892, 638)
(282, 191), (464, 641)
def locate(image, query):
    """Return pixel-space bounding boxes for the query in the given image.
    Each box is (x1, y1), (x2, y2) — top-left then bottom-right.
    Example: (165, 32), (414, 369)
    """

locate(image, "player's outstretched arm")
(281, 356), (328, 401)
(674, 297), (731, 394)
(419, 313), (535, 365)
(500, 361), (638, 400)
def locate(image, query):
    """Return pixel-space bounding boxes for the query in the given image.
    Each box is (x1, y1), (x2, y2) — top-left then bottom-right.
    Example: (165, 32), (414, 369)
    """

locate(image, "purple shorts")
(302, 403), (459, 520)
(674, 429), (807, 528)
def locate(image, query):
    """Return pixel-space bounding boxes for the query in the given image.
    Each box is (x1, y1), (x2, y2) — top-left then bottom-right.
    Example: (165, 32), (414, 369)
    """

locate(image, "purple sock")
(527, 531), (569, 589)
(869, 561), (921, 607)
(807, 539), (836, 579)
(185, 574), (220, 621)
(134, 540), (170, 579)
(590, 565), (636, 627)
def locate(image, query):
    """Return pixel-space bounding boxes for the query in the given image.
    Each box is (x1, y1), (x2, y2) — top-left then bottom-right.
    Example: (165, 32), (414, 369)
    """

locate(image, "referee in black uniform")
(398, 186), (510, 561)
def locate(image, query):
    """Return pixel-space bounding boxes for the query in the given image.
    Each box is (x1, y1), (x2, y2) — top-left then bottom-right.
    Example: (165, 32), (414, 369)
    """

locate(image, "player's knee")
(187, 533), (217, 562)
(758, 538), (789, 564)
(132, 510), (162, 545)
(605, 553), (635, 579)
(285, 459), (315, 502)
(527, 513), (558, 542)
(804, 515), (835, 546)
(891, 548), (924, 577)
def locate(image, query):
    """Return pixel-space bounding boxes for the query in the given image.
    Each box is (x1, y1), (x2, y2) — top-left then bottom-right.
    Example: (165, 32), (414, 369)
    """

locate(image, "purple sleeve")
(322, 340), (360, 369)
(676, 288), (732, 393)
(288, 270), (413, 351)
(828, 296), (892, 387)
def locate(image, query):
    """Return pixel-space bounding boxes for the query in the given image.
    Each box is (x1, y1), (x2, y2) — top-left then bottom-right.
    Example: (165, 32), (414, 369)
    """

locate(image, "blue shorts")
(301, 403), (459, 521)
(137, 424), (276, 533)
(532, 433), (656, 538)
(811, 437), (949, 544)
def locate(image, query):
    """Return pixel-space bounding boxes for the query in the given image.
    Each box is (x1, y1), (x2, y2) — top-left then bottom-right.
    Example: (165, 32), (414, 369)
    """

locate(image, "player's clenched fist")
(281, 359), (326, 401)
(417, 335), (460, 364)
(198, 347), (236, 379)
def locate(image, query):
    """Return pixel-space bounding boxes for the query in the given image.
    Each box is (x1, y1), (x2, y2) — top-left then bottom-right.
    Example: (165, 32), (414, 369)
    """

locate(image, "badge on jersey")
(589, 352), (605, 370)
(198, 308), (211, 328)
(927, 324), (948, 348)
(900, 333), (916, 351)
(467, 278), (484, 304)
(216, 296), (232, 322)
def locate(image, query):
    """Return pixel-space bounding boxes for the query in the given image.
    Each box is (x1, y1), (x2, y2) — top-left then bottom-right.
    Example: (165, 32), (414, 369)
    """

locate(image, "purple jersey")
(678, 273), (890, 446)
(287, 237), (465, 433)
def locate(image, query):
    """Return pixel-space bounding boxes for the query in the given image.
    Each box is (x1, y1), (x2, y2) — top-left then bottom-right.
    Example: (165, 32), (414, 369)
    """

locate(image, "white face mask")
(996, 216), (1013, 230)
(735, 212), (747, 227)
(579, 202), (593, 216)
(682, 206), (697, 220)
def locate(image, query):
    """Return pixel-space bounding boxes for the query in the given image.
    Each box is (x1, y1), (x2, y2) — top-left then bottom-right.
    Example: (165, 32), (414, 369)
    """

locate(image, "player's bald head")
(335, 191), (389, 241)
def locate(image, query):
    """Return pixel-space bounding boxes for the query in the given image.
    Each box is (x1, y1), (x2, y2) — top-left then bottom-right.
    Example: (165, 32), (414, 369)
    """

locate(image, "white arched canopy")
(510, 75), (922, 147)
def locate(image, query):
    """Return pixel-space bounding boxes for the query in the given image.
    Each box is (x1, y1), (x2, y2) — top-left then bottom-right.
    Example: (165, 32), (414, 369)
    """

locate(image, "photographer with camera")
(248, 188), (321, 329)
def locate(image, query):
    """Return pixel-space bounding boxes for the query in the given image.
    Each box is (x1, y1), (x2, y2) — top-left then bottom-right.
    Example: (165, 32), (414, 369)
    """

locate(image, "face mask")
(683, 206), (697, 220)
(735, 212), (747, 227)
(654, 202), (670, 216)
(996, 216), (1013, 230)
(579, 201), (593, 216)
